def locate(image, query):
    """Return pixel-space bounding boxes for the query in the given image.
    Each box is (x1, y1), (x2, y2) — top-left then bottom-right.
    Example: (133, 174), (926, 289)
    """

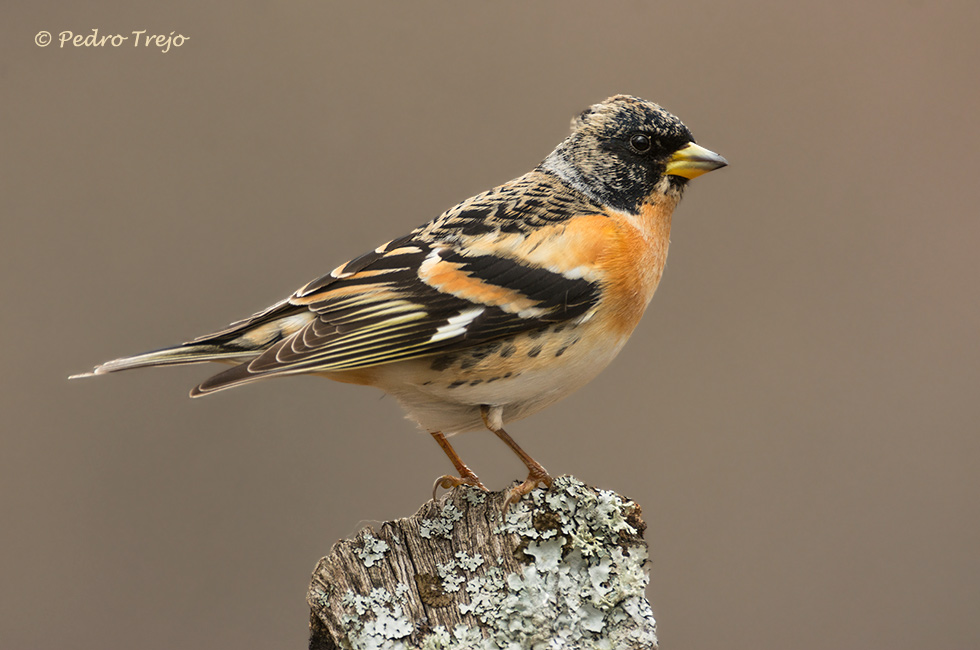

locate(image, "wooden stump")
(308, 476), (657, 649)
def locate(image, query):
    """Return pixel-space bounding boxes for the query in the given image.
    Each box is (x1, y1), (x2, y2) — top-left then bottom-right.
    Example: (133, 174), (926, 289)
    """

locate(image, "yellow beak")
(665, 142), (728, 179)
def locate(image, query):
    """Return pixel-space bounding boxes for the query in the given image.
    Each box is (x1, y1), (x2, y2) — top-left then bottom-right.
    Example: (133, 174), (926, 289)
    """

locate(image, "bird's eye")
(629, 133), (652, 153)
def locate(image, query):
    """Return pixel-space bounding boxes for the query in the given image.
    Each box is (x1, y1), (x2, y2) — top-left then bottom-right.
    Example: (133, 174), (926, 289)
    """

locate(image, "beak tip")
(665, 143), (728, 179)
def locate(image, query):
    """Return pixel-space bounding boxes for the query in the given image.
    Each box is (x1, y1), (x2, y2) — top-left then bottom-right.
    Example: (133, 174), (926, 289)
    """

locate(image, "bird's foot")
(432, 469), (488, 501)
(503, 465), (554, 511)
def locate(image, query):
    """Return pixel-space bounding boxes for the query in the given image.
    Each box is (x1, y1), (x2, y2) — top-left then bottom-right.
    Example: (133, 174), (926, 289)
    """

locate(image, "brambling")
(73, 95), (726, 505)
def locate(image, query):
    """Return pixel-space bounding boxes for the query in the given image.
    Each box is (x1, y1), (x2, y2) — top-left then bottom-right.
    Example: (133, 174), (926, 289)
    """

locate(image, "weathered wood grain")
(308, 476), (657, 649)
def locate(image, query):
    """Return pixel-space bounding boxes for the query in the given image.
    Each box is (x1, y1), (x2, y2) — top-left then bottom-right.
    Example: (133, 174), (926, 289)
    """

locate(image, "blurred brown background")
(3, 2), (978, 649)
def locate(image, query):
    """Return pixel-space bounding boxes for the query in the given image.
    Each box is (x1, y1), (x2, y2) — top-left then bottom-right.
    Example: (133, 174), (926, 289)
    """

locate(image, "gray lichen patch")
(435, 551), (486, 595)
(454, 551), (484, 572)
(309, 476), (657, 649)
(357, 532), (391, 568)
(437, 560), (466, 593)
(419, 501), (464, 539)
(419, 624), (491, 650)
(340, 585), (415, 649)
(430, 477), (657, 649)
(463, 489), (486, 507)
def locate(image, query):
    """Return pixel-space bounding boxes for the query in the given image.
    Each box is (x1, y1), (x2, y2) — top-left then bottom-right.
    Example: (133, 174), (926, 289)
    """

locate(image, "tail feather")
(189, 362), (271, 398)
(69, 302), (315, 384)
(69, 344), (256, 379)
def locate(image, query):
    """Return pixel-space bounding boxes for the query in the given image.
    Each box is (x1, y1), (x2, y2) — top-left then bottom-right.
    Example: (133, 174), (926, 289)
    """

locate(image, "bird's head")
(541, 95), (727, 213)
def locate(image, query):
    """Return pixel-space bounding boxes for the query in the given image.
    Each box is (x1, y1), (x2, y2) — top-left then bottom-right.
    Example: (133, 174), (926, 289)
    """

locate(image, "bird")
(72, 94), (726, 506)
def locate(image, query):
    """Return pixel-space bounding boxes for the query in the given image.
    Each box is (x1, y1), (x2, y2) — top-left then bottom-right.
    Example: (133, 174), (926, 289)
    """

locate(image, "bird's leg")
(480, 405), (553, 508)
(429, 430), (488, 500)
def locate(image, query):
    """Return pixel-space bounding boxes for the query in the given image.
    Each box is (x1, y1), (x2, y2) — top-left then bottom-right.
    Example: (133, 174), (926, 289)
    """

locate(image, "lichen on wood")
(308, 476), (657, 649)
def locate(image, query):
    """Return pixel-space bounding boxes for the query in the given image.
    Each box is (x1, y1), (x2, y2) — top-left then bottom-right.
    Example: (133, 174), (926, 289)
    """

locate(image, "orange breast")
(592, 200), (675, 335)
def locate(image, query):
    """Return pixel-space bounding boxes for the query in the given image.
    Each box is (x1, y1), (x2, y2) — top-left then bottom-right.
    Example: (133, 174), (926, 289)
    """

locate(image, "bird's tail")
(68, 343), (256, 379)
(69, 299), (313, 391)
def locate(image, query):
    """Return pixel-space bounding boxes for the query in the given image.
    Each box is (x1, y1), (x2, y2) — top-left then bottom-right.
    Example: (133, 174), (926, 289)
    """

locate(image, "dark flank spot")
(528, 345), (542, 358)
(527, 327), (544, 339)
(422, 381), (432, 386)
(469, 379), (483, 386)
(503, 372), (513, 379)
(448, 380), (467, 389)
(485, 376), (500, 384)
(460, 343), (498, 370)
(469, 343), (500, 361)
(500, 345), (516, 358)
(483, 340), (503, 353)
(554, 338), (579, 357)
(552, 324), (566, 333)
(430, 354), (456, 372)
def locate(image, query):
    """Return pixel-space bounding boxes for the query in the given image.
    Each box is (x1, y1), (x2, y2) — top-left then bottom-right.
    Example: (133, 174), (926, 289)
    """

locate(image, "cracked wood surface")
(307, 476), (657, 649)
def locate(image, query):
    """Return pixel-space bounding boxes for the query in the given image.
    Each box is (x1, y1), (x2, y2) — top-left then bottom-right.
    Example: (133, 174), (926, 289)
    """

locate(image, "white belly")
(365, 319), (631, 434)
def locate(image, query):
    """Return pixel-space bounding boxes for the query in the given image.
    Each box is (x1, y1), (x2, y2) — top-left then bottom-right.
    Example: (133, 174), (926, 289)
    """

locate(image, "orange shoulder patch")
(418, 252), (540, 314)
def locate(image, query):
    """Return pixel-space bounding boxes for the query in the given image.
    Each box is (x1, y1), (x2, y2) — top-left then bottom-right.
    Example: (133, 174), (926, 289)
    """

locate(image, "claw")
(428, 430), (487, 500)
(432, 472), (488, 501)
(502, 466), (554, 511)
